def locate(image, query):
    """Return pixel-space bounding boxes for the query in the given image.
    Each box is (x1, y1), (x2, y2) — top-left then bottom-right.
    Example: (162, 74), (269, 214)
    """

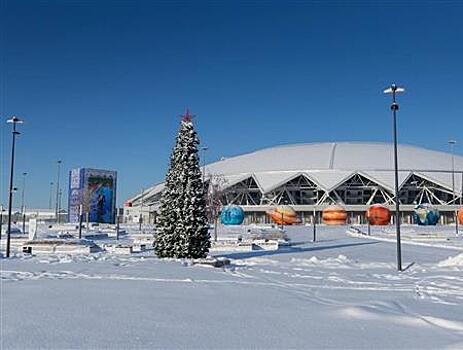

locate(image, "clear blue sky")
(1, 0), (462, 208)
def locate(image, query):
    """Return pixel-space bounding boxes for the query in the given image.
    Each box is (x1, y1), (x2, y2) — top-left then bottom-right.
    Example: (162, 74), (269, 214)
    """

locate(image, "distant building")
(125, 142), (463, 225)
(68, 168), (117, 224)
(2, 208), (58, 222)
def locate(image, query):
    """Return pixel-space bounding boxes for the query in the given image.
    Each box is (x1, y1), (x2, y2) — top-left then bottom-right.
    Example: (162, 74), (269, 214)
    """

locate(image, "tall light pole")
(49, 181), (54, 209)
(201, 146), (208, 189)
(312, 195), (318, 242)
(449, 140), (457, 235)
(21, 172), (27, 212)
(0, 205), (4, 240)
(55, 160), (62, 223)
(21, 172), (28, 234)
(384, 84), (405, 272)
(139, 188), (144, 232)
(6, 116), (23, 258)
(281, 200), (289, 232)
(461, 171), (463, 206)
(58, 188), (63, 222)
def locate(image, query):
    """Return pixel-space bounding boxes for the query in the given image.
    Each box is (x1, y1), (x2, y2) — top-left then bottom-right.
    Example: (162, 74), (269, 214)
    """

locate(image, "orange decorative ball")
(366, 204), (391, 226)
(322, 205), (347, 225)
(267, 205), (300, 225)
(458, 208), (463, 225)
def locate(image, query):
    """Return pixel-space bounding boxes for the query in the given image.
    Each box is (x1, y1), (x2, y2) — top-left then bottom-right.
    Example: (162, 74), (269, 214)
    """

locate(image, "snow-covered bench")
(129, 234), (155, 245)
(210, 241), (254, 252)
(22, 239), (99, 255)
(251, 240), (280, 251)
(104, 244), (133, 255)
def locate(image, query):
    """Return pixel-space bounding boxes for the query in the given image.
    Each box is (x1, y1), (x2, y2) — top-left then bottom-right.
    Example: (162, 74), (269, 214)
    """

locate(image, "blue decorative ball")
(220, 205), (245, 225)
(413, 204), (440, 226)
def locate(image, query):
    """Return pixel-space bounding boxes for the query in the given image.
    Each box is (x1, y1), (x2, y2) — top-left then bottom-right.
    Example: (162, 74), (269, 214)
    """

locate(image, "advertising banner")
(68, 168), (117, 224)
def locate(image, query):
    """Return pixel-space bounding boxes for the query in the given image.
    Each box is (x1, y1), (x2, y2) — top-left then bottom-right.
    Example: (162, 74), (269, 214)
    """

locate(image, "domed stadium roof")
(208, 142), (462, 173)
(205, 142), (463, 192)
(128, 142), (463, 205)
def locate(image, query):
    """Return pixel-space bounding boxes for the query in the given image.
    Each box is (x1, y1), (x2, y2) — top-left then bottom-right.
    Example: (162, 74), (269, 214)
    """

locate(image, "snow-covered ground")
(349, 224), (463, 251)
(2, 225), (463, 348)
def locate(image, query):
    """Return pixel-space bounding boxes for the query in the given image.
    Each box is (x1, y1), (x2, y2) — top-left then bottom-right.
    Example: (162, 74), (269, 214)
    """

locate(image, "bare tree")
(80, 188), (94, 232)
(205, 174), (228, 241)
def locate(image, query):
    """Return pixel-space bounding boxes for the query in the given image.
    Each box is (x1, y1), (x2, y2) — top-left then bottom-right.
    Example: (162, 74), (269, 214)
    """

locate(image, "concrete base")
(83, 233), (109, 240)
(106, 229), (127, 238)
(210, 241), (254, 253)
(129, 234), (155, 246)
(210, 239), (284, 252)
(22, 239), (99, 255)
(132, 244), (147, 252)
(192, 257), (231, 268)
(105, 244), (133, 255)
(251, 240), (280, 251)
(0, 237), (29, 253)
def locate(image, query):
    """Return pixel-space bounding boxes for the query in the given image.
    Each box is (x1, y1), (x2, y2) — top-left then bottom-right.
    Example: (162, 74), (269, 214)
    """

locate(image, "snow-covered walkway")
(2, 226), (463, 349)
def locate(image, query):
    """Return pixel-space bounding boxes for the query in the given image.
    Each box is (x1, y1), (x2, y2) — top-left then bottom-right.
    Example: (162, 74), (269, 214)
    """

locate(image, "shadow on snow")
(215, 241), (379, 260)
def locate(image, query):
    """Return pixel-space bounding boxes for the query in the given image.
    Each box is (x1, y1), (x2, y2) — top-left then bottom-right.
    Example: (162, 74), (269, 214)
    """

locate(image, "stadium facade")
(124, 142), (463, 225)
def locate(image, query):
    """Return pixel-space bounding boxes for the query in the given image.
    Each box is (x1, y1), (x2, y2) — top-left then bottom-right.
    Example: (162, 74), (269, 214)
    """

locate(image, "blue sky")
(1, 0), (463, 208)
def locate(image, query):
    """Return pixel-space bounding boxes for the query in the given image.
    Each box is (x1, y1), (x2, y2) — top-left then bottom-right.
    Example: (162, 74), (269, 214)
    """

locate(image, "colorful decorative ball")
(322, 205), (347, 225)
(413, 204), (439, 226)
(458, 208), (463, 225)
(220, 205), (245, 225)
(267, 205), (299, 225)
(366, 204), (391, 226)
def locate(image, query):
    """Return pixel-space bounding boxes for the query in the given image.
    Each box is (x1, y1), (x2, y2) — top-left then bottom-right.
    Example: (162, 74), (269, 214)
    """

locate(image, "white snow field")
(2, 226), (463, 349)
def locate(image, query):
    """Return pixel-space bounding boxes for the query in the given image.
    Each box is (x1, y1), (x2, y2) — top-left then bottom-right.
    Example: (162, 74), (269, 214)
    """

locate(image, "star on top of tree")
(181, 108), (195, 123)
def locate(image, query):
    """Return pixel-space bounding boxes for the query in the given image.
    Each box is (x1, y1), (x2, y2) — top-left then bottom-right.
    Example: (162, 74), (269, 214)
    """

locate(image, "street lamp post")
(312, 206), (317, 242)
(21, 172), (27, 212)
(58, 188), (63, 222)
(281, 209), (284, 231)
(6, 116), (23, 258)
(461, 171), (463, 206)
(22, 208), (26, 235)
(311, 194), (318, 242)
(281, 200), (289, 232)
(384, 84), (405, 272)
(49, 182), (54, 209)
(448, 140), (458, 235)
(78, 204), (83, 239)
(139, 188), (144, 232)
(0, 205), (4, 240)
(116, 208), (120, 240)
(55, 160), (62, 223)
(201, 146), (208, 190)
(21, 172), (27, 234)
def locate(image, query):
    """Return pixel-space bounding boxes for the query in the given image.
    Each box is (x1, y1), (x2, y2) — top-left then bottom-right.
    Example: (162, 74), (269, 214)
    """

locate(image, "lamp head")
(383, 84), (405, 94)
(6, 116), (24, 124)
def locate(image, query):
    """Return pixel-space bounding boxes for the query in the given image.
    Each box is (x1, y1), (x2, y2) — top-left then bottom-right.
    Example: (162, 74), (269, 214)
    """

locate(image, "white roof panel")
(360, 171), (411, 192)
(416, 172), (461, 192)
(219, 174), (254, 189)
(308, 170), (354, 192)
(254, 172), (301, 192)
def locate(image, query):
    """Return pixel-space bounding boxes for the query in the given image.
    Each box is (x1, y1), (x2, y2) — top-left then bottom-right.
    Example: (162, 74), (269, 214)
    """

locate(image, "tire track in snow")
(0, 269), (416, 293)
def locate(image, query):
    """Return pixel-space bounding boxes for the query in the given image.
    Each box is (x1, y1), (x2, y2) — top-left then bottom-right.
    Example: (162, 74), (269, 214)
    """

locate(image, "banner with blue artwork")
(68, 168), (117, 224)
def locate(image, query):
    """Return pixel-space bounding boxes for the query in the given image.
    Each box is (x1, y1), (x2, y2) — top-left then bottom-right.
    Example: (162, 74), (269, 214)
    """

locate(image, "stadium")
(124, 142), (463, 225)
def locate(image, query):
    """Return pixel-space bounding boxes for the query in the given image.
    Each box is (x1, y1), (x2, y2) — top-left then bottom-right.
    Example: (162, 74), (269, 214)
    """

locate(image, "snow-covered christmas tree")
(154, 110), (210, 258)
